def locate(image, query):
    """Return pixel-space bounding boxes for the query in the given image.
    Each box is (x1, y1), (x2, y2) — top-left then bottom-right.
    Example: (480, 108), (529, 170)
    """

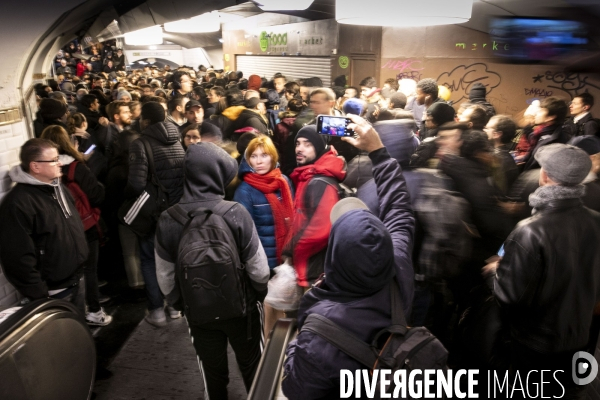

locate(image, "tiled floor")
(94, 316), (247, 400)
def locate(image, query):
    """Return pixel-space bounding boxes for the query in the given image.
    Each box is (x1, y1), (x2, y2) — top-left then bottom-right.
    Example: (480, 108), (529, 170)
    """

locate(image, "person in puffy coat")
(233, 135), (295, 335)
(126, 101), (185, 327)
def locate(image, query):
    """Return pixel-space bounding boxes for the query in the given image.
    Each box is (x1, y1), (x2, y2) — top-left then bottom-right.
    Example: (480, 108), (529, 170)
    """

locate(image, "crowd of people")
(2, 38), (600, 399)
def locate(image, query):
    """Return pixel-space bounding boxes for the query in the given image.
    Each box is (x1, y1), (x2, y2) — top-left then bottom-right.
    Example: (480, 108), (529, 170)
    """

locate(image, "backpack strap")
(389, 281), (409, 334)
(167, 204), (190, 226)
(305, 175), (343, 209)
(211, 200), (238, 218)
(67, 161), (79, 182)
(301, 313), (379, 368)
(141, 137), (168, 194)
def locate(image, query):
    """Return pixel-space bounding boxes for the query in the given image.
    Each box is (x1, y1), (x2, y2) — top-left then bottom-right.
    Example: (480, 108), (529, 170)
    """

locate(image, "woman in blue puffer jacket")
(233, 135), (295, 335)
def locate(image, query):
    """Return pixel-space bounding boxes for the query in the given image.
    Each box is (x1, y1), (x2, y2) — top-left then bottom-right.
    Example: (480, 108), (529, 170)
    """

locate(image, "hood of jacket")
(58, 154), (75, 166)
(142, 121), (180, 145)
(8, 165), (74, 218)
(222, 106), (246, 121)
(180, 142), (238, 202)
(312, 209), (395, 301)
(290, 150), (346, 186)
(237, 157), (254, 179)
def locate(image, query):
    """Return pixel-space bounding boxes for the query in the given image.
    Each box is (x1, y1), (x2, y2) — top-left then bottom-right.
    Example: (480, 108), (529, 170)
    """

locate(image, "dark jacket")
(493, 144), (519, 195)
(233, 159), (294, 269)
(583, 174), (600, 212)
(563, 113), (600, 138)
(282, 148), (415, 400)
(78, 106), (101, 131)
(440, 155), (514, 255)
(209, 105), (245, 141)
(523, 124), (570, 171)
(494, 197), (600, 353)
(126, 121), (185, 207)
(154, 143), (270, 316)
(230, 109), (269, 139)
(33, 112), (67, 138)
(0, 166), (88, 299)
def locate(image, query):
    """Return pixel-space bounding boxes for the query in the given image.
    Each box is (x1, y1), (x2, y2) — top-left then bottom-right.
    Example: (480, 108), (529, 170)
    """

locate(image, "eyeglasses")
(34, 157), (60, 165)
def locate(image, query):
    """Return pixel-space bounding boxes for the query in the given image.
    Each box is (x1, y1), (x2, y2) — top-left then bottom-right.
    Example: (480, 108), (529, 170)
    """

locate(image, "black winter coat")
(0, 168), (88, 299)
(440, 154), (514, 255)
(126, 121), (185, 207)
(229, 109), (269, 139)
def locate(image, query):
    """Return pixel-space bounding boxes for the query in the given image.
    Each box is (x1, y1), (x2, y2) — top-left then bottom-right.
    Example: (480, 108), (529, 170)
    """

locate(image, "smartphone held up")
(316, 115), (354, 137)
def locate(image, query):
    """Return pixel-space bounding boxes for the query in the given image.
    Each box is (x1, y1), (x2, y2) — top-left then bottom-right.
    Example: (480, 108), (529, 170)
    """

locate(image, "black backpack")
(301, 282), (448, 396)
(167, 202), (247, 325)
(308, 175), (356, 203)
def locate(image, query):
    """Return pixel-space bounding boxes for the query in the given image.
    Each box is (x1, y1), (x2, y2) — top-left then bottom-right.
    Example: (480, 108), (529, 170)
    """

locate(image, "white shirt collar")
(574, 112), (589, 124)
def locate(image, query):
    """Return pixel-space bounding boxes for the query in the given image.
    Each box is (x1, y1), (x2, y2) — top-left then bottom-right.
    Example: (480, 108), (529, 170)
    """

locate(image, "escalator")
(248, 318), (297, 400)
(0, 299), (96, 400)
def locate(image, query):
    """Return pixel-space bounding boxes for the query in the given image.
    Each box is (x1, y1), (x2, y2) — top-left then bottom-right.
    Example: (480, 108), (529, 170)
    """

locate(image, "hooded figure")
(154, 143), (269, 399)
(282, 145), (415, 400)
(466, 82), (496, 118)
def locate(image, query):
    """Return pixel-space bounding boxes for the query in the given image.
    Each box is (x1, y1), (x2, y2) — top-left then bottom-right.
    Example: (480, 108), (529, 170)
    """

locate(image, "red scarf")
(243, 168), (294, 263)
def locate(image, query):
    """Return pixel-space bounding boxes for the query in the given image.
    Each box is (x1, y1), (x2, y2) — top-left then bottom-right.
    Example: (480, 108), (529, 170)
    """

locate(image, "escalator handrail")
(0, 298), (82, 342)
(248, 318), (297, 400)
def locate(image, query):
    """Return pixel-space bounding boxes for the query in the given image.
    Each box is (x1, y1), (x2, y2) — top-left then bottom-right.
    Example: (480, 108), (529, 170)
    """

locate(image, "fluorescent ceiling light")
(255, 0), (314, 11)
(124, 26), (163, 45)
(164, 11), (220, 33)
(336, 0), (473, 27)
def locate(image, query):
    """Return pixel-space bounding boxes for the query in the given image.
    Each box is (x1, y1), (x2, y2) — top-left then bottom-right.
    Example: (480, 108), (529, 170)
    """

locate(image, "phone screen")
(316, 115), (353, 137)
(84, 144), (96, 155)
(497, 245), (505, 257)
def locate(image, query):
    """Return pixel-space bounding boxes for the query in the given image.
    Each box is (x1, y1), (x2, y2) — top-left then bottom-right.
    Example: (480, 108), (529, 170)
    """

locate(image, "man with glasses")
(0, 139), (89, 313)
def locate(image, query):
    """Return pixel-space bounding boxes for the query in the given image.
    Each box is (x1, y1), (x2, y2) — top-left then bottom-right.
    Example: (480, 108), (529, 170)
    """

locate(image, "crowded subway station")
(2, 0), (600, 399)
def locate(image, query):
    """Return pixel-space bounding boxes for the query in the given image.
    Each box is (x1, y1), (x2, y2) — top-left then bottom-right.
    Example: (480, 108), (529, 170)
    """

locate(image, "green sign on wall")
(259, 31), (288, 52)
(259, 31), (269, 52)
(339, 56), (349, 69)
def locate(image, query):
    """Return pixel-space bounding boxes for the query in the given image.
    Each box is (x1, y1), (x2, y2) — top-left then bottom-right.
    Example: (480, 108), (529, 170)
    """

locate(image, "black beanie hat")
(141, 101), (166, 124)
(295, 125), (327, 161)
(469, 83), (487, 100)
(40, 98), (67, 120)
(427, 102), (456, 126)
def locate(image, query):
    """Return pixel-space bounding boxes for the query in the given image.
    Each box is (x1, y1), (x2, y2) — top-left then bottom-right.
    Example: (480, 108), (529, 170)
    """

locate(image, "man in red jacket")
(283, 125), (346, 288)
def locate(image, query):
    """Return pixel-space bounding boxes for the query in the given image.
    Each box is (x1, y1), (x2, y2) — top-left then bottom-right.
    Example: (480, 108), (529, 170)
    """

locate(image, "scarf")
(243, 168), (294, 263)
(529, 184), (586, 214)
(528, 124), (546, 146)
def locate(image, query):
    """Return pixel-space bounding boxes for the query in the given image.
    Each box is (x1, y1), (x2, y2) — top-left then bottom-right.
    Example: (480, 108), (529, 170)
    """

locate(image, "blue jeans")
(138, 235), (163, 311)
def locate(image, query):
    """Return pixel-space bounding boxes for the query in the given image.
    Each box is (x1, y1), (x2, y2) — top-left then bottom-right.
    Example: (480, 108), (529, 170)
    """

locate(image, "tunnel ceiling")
(24, 0), (600, 52)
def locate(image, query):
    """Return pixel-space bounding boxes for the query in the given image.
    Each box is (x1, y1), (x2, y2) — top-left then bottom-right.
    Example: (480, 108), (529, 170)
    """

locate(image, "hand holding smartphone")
(316, 115), (354, 137)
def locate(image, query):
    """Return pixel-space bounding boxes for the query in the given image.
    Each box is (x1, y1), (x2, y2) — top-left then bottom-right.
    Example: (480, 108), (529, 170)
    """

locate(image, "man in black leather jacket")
(491, 143), (600, 398)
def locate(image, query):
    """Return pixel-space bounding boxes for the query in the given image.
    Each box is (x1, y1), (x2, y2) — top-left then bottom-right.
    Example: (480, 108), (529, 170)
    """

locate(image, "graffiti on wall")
(530, 71), (600, 99)
(381, 59), (424, 82)
(436, 63), (502, 103)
